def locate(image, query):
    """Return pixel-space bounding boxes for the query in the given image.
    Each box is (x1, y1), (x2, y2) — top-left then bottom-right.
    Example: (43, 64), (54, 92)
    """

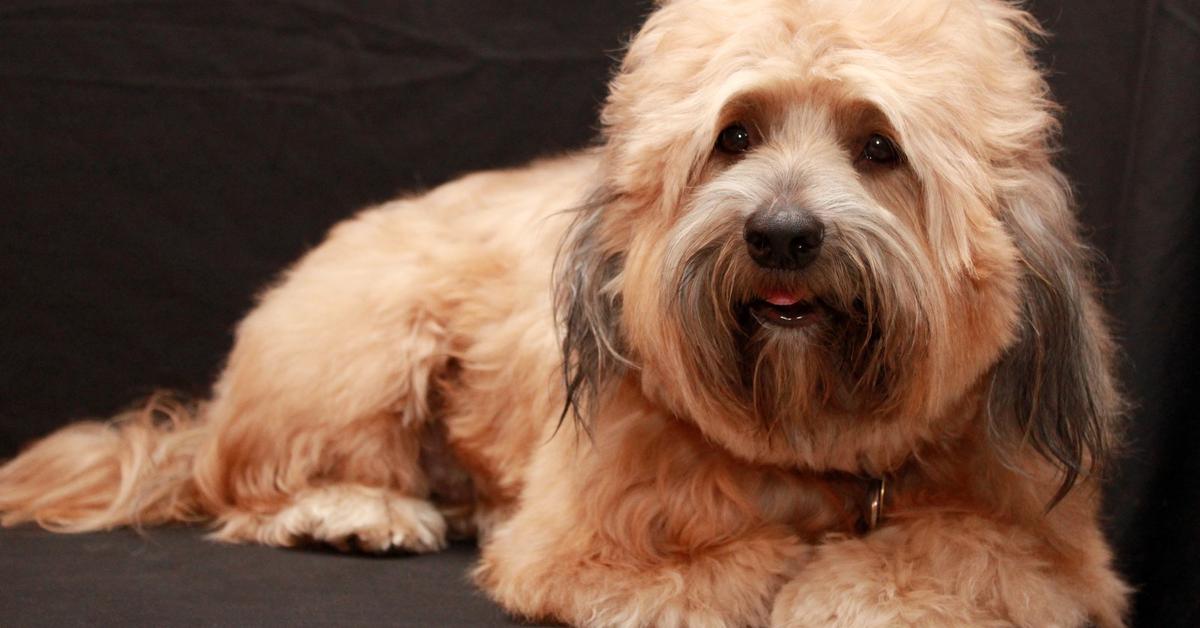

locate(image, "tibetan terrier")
(1, 0), (1129, 626)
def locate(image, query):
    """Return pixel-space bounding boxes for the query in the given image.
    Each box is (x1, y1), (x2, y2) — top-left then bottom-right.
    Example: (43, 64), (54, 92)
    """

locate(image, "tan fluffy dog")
(0, 0), (1129, 626)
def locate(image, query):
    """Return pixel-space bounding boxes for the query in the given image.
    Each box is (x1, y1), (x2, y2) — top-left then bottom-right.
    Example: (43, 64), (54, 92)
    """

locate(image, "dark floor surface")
(0, 526), (529, 627)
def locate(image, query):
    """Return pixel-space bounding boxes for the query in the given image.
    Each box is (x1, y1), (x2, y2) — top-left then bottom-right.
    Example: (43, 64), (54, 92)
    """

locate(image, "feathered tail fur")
(0, 393), (209, 532)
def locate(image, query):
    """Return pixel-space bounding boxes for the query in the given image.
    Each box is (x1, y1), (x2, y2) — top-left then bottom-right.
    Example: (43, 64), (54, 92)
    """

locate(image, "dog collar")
(865, 475), (889, 531)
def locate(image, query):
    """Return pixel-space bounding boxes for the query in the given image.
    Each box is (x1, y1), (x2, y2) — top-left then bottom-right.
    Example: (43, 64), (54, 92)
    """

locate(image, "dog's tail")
(0, 393), (210, 532)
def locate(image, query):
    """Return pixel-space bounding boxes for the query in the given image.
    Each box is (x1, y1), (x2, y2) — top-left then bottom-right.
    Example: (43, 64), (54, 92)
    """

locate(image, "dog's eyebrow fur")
(831, 100), (902, 153)
(711, 85), (907, 168)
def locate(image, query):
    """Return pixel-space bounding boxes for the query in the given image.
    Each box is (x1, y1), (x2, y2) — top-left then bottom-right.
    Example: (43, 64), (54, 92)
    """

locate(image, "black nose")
(743, 209), (825, 270)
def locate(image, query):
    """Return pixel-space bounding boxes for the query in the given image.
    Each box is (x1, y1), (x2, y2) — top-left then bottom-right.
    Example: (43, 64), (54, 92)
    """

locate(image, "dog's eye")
(716, 123), (752, 154)
(860, 134), (901, 165)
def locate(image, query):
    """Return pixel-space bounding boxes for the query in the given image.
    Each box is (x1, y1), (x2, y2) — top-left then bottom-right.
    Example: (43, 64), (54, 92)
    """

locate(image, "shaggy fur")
(1, 1), (1129, 626)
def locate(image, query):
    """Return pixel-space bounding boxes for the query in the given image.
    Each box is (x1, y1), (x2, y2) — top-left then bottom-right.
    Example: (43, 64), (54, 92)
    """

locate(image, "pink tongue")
(763, 291), (806, 306)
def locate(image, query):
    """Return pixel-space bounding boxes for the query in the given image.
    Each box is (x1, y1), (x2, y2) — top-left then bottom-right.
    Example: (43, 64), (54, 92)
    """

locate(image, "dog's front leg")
(770, 510), (1128, 628)
(474, 400), (812, 628)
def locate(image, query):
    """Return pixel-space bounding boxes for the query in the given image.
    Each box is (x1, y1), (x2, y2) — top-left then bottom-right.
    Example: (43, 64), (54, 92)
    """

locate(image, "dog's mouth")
(746, 289), (828, 329)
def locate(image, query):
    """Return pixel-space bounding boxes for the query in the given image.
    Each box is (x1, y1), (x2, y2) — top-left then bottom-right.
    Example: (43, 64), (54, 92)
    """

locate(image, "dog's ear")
(555, 192), (628, 427)
(989, 163), (1123, 504)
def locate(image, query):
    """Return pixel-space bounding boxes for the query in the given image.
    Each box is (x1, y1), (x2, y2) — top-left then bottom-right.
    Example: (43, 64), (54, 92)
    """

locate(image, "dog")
(0, 0), (1130, 625)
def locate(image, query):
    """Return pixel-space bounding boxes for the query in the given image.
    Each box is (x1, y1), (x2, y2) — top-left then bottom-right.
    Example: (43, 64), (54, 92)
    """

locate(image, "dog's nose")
(743, 210), (824, 270)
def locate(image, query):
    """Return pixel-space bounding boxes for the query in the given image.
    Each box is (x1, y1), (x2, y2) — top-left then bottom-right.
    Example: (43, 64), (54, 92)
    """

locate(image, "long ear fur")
(555, 190), (628, 427)
(990, 164), (1124, 504)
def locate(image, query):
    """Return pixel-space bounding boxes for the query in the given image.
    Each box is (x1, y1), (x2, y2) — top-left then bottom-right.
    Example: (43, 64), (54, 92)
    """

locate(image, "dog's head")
(559, 0), (1120, 498)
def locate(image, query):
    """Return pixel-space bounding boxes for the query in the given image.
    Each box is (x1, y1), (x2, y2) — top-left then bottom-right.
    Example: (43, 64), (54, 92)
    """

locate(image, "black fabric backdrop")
(0, 1), (1196, 626)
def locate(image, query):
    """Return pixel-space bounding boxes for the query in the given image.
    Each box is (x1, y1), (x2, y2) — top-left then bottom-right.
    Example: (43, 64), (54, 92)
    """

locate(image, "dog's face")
(562, 0), (1118, 490)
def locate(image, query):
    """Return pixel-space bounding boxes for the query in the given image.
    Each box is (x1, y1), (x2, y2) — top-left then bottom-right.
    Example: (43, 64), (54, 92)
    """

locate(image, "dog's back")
(0, 152), (597, 544)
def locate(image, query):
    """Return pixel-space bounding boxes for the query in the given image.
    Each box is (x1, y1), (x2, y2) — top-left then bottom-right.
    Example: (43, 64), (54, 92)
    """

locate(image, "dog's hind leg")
(0, 204), (457, 551)
(189, 205), (461, 553)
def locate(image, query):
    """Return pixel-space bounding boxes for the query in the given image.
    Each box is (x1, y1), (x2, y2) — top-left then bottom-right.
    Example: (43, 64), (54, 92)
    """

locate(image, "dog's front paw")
(769, 526), (1092, 628)
(484, 570), (773, 628)
(769, 564), (1008, 628)
(478, 531), (804, 628)
(770, 574), (997, 628)
(215, 484), (448, 553)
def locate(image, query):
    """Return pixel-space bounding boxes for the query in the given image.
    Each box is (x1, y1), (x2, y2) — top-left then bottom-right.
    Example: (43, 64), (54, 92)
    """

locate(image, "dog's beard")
(738, 301), (884, 425)
(668, 211), (937, 433)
